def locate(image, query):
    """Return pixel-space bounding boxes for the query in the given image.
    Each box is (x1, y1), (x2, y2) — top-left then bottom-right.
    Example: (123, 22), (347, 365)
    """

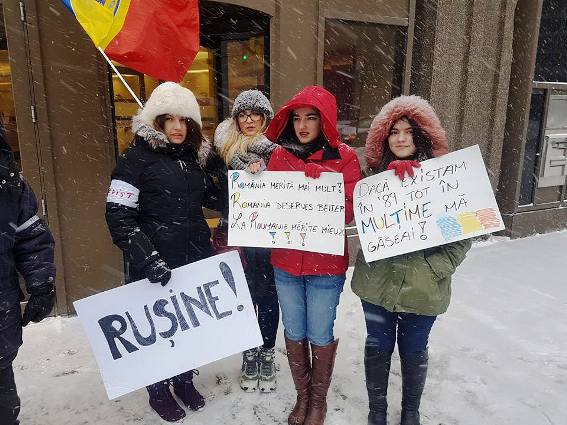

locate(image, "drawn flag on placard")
(60, 0), (200, 82)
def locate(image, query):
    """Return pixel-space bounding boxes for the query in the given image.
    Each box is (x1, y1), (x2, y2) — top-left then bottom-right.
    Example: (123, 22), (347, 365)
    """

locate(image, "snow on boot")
(146, 380), (185, 422)
(173, 369), (205, 411)
(365, 339), (391, 425)
(240, 348), (259, 392)
(258, 346), (277, 392)
(400, 350), (428, 425)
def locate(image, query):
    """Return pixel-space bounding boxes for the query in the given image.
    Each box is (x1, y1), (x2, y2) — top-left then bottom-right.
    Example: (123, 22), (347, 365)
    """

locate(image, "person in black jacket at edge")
(105, 82), (227, 423)
(0, 120), (56, 425)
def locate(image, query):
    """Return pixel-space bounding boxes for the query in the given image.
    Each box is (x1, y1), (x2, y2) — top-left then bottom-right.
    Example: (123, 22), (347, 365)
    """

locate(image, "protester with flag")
(105, 82), (227, 422)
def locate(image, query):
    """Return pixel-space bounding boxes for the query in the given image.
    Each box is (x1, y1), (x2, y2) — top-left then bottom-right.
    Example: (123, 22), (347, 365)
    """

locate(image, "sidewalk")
(16, 231), (567, 424)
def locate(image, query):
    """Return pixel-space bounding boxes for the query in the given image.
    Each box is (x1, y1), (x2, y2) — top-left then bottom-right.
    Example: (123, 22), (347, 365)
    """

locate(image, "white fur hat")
(135, 82), (202, 128)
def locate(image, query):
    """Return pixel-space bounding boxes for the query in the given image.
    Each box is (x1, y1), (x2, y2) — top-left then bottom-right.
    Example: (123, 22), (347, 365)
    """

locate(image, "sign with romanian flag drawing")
(354, 145), (504, 262)
(228, 171), (346, 255)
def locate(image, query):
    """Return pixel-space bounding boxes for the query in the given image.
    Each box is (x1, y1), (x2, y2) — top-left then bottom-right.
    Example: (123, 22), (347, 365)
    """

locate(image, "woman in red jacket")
(265, 86), (361, 425)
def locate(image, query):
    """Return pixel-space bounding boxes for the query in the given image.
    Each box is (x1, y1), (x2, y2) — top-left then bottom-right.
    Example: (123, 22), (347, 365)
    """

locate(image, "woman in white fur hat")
(213, 90), (279, 394)
(105, 82), (227, 422)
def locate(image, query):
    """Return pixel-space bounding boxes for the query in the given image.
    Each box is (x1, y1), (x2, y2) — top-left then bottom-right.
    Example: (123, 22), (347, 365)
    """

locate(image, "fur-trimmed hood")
(365, 95), (448, 168)
(132, 118), (213, 167)
(133, 81), (202, 130)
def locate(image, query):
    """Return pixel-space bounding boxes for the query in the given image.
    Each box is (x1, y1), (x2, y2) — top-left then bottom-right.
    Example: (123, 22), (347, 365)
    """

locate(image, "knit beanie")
(231, 89), (274, 120)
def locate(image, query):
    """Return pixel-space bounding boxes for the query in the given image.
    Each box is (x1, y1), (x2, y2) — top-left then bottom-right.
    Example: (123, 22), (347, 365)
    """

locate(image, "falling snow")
(15, 231), (567, 425)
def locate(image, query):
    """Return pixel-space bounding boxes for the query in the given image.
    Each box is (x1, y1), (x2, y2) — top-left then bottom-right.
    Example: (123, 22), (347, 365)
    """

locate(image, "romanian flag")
(61, 0), (200, 82)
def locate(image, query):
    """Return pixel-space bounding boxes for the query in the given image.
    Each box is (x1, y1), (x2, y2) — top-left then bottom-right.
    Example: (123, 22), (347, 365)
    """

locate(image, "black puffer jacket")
(105, 127), (227, 282)
(0, 137), (55, 366)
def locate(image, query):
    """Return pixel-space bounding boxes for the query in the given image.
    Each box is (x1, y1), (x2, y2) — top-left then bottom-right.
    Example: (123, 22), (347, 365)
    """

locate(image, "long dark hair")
(154, 115), (204, 151)
(378, 116), (433, 172)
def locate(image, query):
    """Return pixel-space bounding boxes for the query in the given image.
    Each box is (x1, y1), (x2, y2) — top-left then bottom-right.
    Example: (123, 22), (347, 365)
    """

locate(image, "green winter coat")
(351, 239), (471, 316)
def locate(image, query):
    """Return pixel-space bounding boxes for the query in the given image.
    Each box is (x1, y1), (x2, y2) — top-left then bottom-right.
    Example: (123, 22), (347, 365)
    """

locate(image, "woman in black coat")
(105, 82), (227, 423)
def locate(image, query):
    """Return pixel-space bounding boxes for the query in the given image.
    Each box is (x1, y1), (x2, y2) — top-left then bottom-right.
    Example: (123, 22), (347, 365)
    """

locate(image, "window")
(0, 6), (21, 168)
(323, 19), (407, 168)
(111, 47), (219, 155)
(518, 0), (567, 208)
(221, 36), (267, 118)
(533, 0), (567, 82)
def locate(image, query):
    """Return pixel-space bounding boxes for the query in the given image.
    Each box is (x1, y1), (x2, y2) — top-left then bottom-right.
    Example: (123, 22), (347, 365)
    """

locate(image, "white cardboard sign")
(73, 251), (262, 399)
(354, 145), (505, 262)
(228, 171), (346, 255)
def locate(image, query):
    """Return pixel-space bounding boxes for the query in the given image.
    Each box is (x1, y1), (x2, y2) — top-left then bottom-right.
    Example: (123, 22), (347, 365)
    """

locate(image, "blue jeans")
(361, 301), (436, 356)
(274, 268), (345, 346)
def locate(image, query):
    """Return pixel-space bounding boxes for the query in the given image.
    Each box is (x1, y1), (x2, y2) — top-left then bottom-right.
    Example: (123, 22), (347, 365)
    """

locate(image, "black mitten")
(144, 258), (172, 286)
(22, 286), (55, 326)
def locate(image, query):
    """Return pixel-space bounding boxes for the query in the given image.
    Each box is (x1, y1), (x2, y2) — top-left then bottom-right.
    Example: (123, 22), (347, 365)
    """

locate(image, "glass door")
(0, 5), (22, 168)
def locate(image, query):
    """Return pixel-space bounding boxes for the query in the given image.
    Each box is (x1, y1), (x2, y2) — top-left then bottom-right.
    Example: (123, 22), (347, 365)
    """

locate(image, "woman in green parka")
(351, 95), (471, 425)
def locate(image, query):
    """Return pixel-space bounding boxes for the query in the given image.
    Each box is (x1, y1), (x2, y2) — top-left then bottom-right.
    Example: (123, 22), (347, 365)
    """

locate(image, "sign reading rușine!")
(228, 171), (346, 255)
(354, 145), (504, 262)
(74, 251), (262, 399)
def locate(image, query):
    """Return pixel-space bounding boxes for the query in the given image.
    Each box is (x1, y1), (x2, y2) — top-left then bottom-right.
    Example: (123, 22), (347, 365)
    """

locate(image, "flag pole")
(98, 46), (143, 108)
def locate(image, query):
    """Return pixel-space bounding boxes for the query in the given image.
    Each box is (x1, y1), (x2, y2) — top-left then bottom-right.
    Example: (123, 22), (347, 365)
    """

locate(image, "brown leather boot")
(285, 336), (311, 425)
(304, 339), (339, 425)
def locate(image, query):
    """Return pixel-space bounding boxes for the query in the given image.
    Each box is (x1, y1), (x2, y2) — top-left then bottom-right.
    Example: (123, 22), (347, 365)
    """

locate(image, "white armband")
(107, 179), (139, 208)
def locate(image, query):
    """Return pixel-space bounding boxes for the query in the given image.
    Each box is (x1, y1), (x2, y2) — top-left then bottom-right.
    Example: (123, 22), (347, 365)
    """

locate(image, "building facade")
(1, 0), (565, 314)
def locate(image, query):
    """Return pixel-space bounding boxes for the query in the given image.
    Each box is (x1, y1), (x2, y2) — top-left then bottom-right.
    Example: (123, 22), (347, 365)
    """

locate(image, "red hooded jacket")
(266, 86), (361, 276)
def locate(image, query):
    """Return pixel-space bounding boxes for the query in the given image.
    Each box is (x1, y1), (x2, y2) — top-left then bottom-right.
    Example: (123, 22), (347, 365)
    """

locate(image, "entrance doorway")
(107, 2), (270, 277)
(110, 1), (270, 154)
(0, 6), (21, 166)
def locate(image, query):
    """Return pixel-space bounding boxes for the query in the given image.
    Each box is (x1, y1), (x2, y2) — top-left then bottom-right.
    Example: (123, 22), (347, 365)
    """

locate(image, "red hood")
(265, 86), (341, 148)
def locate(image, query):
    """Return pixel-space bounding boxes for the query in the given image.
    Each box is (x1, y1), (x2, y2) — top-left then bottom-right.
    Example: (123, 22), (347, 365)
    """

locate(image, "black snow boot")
(0, 363), (20, 425)
(400, 350), (428, 425)
(172, 369), (206, 411)
(146, 380), (185, 422)
(364, 339), (391, 425)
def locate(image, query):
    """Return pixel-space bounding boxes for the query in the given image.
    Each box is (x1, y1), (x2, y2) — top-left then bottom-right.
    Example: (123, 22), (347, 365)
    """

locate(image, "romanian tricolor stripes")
(61, 0), (200, 82)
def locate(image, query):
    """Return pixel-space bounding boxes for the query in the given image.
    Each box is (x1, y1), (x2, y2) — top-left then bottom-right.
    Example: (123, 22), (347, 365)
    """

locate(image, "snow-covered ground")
(16, 231), (567, 425)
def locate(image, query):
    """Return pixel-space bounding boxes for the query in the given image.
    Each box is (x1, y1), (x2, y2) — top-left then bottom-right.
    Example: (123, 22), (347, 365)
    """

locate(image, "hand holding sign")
(387, 160), (421, 180)
(228, 171), (346, 255)
(354, 145), (504, 263)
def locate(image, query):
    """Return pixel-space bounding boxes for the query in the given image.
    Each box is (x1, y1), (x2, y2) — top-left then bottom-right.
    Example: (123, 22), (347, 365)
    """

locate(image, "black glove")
(22, 286), (55, 326)
(144, 258), (172, 286)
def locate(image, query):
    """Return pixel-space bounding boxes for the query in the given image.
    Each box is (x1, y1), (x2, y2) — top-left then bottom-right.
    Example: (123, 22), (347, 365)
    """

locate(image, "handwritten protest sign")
(74, 251), (262, 399)
(354, 145), (504, 262)
(228, 171), (345, 255)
